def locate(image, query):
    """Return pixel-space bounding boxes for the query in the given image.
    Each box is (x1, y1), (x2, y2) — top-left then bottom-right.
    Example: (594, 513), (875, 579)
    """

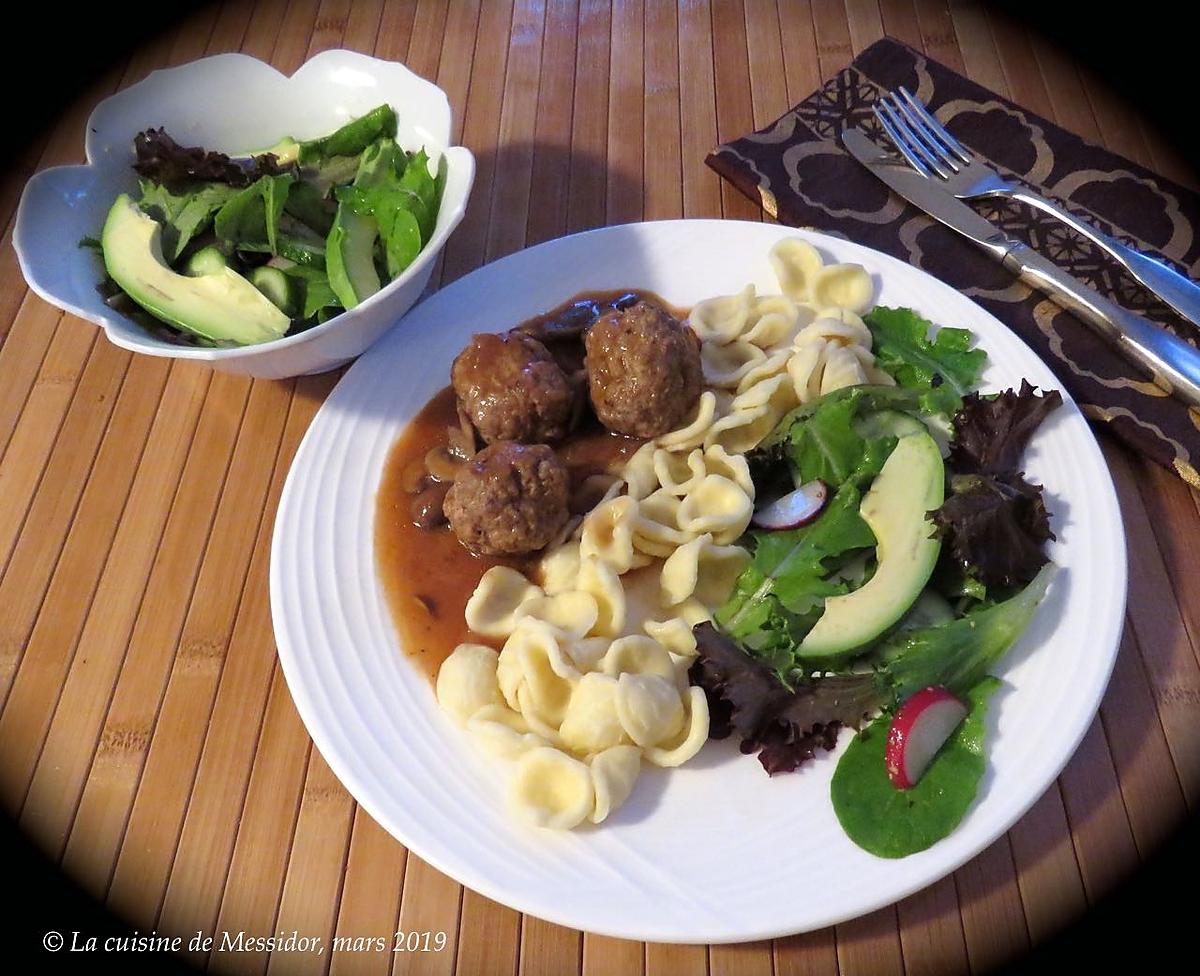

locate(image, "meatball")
(584, 300), (703, 437)
(451, 331), (574, 445)
(444, 441), (570, 556)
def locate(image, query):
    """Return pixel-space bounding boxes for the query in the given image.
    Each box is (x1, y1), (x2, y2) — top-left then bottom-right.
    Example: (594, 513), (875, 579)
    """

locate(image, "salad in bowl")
(14, 50), (475, 378)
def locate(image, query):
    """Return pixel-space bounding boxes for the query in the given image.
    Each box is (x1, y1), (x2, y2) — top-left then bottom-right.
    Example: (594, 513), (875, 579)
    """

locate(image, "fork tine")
(872, 104), (934, 178)
(898, 87), (972, 165)
(887, 92), (960, 174)
(875, 99), (953, 179)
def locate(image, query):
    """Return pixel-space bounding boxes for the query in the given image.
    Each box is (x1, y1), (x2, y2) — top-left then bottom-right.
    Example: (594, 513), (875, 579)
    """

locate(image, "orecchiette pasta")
(510, 747), (596, 830)
(645, 687), (710, 767)
(660, 533), (752, 608)
(675, 474), (755, 544)
(599, 635), (676, 682)
(616, 672), (685, 748)
(643, 617), (698, 658)
(589, 745), (642, 823)
(465, 566), (543, 638)
(515, 590), (599, 641)
(655, 391), (718, 452)
(701, 338), (766, 388)
(558, 672), (627, 755)
(579, 495), (639, 573)
(688, 283), (756, 344)
(436, 644), (502, 723)
(467, 704), (548, 761)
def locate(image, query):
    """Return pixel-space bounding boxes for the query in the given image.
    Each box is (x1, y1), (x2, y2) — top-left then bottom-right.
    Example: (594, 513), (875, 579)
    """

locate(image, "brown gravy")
(375, 289), (683, 682)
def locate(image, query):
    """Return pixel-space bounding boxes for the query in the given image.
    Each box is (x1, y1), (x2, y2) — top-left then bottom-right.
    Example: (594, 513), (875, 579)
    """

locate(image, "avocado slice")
(797, 430), (945, 662)
(102, 194), (290, 345)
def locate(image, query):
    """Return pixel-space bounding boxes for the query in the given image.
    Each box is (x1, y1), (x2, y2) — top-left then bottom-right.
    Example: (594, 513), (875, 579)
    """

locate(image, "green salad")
(87, 104), (446, 347)
(691, 306), (1063, 857)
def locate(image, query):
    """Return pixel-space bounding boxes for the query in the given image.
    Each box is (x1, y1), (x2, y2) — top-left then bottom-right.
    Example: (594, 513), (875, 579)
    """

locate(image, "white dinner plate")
(269, 219), (1126, 943)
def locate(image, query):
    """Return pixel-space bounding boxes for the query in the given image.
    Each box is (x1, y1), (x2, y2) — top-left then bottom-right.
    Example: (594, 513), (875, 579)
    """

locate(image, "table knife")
(841, 126), (1200, 409)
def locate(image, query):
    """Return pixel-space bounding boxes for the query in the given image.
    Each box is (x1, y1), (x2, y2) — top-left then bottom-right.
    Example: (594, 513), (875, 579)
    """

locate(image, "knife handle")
(1008, 187), (1200, 333)
(1002, 244), (1200, 409)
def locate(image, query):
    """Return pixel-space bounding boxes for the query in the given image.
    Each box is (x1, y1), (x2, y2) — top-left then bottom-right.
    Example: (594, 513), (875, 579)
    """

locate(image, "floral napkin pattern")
(706, 38), (1200, 486)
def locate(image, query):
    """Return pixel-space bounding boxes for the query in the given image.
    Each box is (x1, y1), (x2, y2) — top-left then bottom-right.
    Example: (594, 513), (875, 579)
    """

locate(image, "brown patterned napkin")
(706, 38), (1200, 486)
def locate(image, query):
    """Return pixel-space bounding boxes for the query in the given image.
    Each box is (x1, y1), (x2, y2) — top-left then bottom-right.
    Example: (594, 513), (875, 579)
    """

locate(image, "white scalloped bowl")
(13, 50), (475, 379)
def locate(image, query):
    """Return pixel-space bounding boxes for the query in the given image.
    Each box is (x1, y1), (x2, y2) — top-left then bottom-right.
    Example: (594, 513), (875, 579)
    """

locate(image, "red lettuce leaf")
(133, 127), (296, 188)
(932, 380), (1062, 588)
(949, 379), (1063, 476)
(932, 471), (1054, 588)
(691, 623), (884, 775)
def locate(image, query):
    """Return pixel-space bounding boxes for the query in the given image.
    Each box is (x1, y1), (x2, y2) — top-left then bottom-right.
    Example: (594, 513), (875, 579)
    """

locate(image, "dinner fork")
(872, 88), (1200, 331)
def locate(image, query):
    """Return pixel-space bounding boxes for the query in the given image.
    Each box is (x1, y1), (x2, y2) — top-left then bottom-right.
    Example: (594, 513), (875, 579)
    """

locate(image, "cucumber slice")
(248, 266), (299, 318)
(184, 245), (228, 277)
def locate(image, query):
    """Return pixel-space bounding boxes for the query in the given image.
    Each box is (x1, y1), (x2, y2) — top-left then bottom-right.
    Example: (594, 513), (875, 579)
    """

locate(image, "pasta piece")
(660, 533), (751, 608)
(701, 444), (755, 500)
(539, 540), (582, 596)
(688, 283), (755, 344)
(799, 310), (873, 347)
(467, 704), (548, 760)
(676, 598), (713, 626)
(733, 347), (793, 396)
(515, 684), (565, 743)
(599, 634), (676, 682)
(632, 489), (693, 557)
(501, 619), (577, 729)
(786, 340), (826, 403)
(516, 590), (600, 641)
(676, 474), (754, 545)
(496, 644), (524, 712)
(643, 617), (698, 658)
(558, 673), (629, 755)
(579, 495), (639, 574)
(436, 643), (502, 723)
(589, 745), (642, 824)
(812, 262), (874, 313)
(742, 294), (805, 349)
(700, 339), (766, 388)
(465, 566), (543, 639)
(623, 442), (659, 500)
(577, 556), (626, 637)
(567, 636), (612, 673)
(510, 747), (596, 830)
(615, 672), (685, 748)
(705, 373), (797, 457)
(655, 391), (717, 453)
(769, 237), (825, 303)
(645, 687), (710, 767)
(819, 343), (871, 393)
(652, 448), (706, 497)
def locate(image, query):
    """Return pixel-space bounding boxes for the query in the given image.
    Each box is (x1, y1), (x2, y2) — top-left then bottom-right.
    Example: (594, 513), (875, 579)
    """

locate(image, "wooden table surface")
(3, 1), (1198, 973)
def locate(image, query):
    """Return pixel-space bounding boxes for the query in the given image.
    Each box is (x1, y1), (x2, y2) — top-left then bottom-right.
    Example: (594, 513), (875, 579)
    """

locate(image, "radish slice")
(751, 480), (827, 530)
(885, 686), (969, 789)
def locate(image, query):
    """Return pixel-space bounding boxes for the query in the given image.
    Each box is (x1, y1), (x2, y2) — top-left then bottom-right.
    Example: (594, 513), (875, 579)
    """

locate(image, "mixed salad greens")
(87, 104), (446, 346)
(691, 307), (1063, 858)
